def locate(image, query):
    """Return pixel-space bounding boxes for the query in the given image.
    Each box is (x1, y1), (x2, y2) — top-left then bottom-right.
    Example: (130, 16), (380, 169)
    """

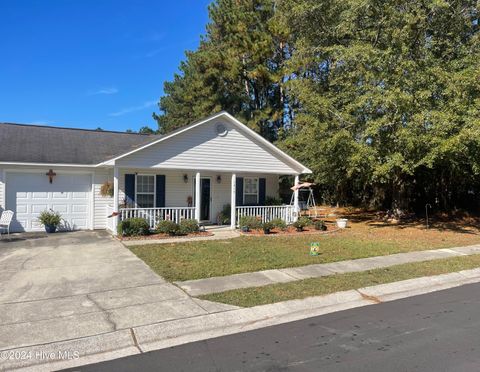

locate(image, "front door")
(200, 178), (211, 221)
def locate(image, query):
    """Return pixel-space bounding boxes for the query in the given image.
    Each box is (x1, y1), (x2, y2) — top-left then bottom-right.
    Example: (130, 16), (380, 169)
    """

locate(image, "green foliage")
(262, 221), (275, 232)
(154, 0), (291, 139)
(156, 220), (180, 236)
(293, 216), (312, 230)
(179, 219), (200, 234)
(265, 196), (283, 206)
(118, 218), (150, 236)
(314, 220), (327, 231)
(239, 216), (262, 230)
(270, 218), (287, 230)
(217, 204), (231, 225)
(155, 0), (480, 211)
(38, 209), (62, 227)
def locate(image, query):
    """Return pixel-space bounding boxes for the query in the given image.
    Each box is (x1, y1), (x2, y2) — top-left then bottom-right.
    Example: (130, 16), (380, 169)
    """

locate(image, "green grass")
(200, 254), (480, 307)
(128, 223), (480, 281)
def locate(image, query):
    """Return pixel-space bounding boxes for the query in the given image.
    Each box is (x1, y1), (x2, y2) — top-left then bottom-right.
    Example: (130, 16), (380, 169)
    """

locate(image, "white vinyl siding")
(116, 119), (299, 174)
(93, 168), (113, 230)
(0, 169), (4, 210)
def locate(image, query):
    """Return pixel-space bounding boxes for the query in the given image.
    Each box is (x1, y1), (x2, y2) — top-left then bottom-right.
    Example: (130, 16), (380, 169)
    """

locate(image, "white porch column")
(195, 172), (201, 222)
(293, 175), (300, 221)
(231, 174), (236, 229)
(113, 166), (119, 235)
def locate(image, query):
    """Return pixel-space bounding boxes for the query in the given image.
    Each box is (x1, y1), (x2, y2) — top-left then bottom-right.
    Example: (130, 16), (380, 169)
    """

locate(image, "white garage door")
(6, 172), (92, 232)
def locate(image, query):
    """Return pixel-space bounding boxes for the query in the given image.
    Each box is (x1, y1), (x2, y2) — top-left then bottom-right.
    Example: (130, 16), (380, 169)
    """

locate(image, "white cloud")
(88, 87), (119, 95)
(108, 100), (157, 117)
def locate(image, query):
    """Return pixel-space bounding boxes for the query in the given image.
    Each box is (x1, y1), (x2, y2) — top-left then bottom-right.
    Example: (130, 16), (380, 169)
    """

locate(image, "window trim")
(135, 174), (156, 208)
(243, 177), (259, 205)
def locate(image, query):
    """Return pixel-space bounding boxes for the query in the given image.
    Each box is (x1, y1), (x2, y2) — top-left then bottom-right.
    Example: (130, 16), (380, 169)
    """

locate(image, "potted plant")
(336, 218), (348, 229)
(38, 209), (62, 233)
(262, 221), (275, 234)
(314, 220), (327, 231)
(292, 216), (311, 232)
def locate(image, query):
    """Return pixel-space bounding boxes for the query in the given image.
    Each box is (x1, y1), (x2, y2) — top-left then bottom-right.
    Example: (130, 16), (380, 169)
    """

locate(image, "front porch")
(106, 169), (300, 234)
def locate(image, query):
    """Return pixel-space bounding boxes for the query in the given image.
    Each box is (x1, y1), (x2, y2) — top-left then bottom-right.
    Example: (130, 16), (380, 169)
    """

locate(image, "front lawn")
(199, 254), (480, 307)
(129, 219), (480, 282)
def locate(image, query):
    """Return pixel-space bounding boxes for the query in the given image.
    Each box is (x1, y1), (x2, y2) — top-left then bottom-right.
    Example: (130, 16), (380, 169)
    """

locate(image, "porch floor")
(121, 225), (239, 246)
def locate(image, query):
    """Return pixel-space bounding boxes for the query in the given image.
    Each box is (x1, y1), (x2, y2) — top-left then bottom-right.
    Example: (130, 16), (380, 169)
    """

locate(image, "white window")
(243, 177), (258, 205)
(136, 175), (155, 208)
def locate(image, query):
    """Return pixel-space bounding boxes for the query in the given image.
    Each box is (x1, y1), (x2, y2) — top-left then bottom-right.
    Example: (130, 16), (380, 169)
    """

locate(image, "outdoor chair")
(0, 210), (14, 238)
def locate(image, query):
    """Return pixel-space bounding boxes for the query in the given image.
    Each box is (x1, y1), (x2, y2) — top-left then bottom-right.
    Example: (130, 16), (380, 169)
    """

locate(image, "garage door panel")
(16, 205), (28, 214)
(72, 192), (88, 199)
(51, 204), (68, 213)
(6, 172), (92, 232)
(31, 204), (49, 213)
(52, 192), (68, 199)
(32, 192), (48, 199)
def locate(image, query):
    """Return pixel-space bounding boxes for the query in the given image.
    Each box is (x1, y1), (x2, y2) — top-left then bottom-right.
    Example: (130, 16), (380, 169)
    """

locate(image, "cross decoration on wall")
(46, 169), (56, 184)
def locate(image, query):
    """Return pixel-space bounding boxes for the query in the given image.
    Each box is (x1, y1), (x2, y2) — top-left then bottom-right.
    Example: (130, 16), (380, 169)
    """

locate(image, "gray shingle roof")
(0, 123), (162, 165)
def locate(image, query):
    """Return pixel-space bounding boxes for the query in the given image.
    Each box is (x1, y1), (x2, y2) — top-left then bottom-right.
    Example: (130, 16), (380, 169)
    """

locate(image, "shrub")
(118, 217), (150, 236)
(179, 219), (200, 234)
(156, 220), (179, 235)
(292, 216), (312, 231)
(217, 204), (231, 225)
(270, 218), (287, 231)
(238, 216), (262, 230)
(262, 221), (275, 233)
(314, 220), (327, 231)
(265, 196), (283, 206)
(38, 209), (62, 227)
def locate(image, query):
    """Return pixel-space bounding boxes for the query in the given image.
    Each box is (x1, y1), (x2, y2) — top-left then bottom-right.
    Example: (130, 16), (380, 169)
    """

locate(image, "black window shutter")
(156, 175), (166, 207)
(259, 178), (266, 205)
(125, 174), (135, 206)
(236, 177), (244, 206)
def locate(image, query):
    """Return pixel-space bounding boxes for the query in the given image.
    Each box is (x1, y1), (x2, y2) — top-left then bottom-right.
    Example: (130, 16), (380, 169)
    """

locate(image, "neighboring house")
(0, 112), (311, 233)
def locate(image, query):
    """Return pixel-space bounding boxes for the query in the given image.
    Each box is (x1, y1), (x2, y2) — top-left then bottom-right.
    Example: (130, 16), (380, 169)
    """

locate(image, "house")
(0, 112), (311, 233)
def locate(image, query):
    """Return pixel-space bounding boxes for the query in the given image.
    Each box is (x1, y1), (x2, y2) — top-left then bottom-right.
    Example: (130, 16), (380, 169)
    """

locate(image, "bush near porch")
(129, 215), (480, 282)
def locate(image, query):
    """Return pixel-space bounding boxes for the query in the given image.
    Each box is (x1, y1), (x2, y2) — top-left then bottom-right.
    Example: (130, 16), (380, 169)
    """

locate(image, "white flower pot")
(336, 218), (348, 229)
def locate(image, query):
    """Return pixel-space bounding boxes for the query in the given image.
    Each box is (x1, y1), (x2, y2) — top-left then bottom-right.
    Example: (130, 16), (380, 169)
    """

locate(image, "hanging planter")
(100, 181), (114, 197)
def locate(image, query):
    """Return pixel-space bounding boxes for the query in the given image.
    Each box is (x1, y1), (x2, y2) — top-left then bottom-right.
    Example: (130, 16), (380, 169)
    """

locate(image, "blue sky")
(0, 0), (211, 132)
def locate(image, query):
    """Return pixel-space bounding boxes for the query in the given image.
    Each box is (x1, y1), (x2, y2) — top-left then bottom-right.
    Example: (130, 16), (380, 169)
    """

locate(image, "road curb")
(5, 268), (480, 371)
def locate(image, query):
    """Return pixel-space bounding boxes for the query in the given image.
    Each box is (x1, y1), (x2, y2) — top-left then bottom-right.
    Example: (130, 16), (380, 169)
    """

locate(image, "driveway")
(0, 231), (230, 352)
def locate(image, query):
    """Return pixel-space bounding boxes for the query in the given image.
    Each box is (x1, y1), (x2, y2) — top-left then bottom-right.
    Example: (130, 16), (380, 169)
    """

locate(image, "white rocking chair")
(0, 210), (14, 238)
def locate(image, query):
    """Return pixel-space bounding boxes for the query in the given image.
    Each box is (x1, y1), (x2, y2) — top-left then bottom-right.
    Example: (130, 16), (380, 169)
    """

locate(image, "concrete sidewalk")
(176, 244), (480, 296)
(7, 266), (480, 371)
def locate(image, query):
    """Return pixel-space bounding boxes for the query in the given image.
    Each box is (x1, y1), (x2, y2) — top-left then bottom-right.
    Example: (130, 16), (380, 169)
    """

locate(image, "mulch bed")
(240, 226), (338, 236)
(121, 231), (214, 241)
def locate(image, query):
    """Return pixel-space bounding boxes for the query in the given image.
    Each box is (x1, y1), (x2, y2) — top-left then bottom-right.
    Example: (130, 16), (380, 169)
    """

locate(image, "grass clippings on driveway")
(199, 254), (480, 307)
(129, 220), (480, 282)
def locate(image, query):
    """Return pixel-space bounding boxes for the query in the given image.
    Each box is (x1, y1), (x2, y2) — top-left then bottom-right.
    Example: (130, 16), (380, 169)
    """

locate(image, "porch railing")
(235, 205), (296, 226)
(119, 207), (196, 230)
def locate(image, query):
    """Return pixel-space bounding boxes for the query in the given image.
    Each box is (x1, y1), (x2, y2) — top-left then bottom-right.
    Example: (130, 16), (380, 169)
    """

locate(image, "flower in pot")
(38, 209), (62, 233)
(262, 221), (275, 234)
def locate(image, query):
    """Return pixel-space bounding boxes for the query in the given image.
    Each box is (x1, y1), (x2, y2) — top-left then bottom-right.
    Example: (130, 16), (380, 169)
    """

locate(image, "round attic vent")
(215, 123), (228, 136)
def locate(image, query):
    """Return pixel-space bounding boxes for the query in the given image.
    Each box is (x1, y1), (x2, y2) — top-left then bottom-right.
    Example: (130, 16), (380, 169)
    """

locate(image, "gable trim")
(97, 112), (312, 174)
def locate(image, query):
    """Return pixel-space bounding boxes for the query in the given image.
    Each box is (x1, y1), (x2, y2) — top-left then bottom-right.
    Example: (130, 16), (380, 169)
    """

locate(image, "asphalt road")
(63, 283), (480, 372)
